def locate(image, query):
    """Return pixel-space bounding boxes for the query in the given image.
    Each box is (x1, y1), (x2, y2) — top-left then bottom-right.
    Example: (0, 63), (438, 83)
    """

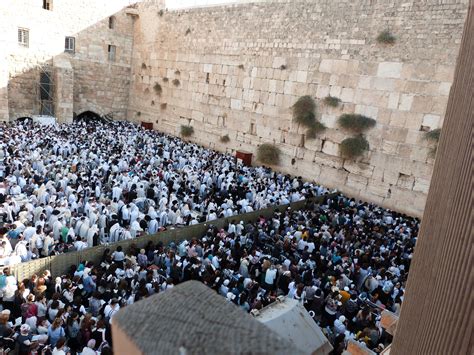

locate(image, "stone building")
(0, 0), (469, 216)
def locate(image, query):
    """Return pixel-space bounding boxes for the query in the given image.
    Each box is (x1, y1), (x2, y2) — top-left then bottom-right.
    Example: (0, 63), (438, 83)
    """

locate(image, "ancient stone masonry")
(129, 0), (468, 217)
(0, 0), (469, 217)
(0, 0), (135, 122)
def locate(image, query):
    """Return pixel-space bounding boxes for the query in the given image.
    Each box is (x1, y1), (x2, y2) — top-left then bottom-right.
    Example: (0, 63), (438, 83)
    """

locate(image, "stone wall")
(129, 0), (468, 217)
(0, 0), (135, 122)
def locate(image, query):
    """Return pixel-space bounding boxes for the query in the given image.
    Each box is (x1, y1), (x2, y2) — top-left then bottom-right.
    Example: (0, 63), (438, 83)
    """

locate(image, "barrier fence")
(6, 194), (335, 281)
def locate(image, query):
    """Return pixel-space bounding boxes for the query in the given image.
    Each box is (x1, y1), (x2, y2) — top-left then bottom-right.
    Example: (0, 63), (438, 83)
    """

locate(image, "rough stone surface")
(128, 0), (467, 217)
(0, 0), (468, 217)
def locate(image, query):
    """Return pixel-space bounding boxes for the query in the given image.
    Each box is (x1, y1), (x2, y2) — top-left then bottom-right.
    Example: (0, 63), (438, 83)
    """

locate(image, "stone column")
(391, 3), (473, 354)
(53, 56), (74, 123)
(0, 54), (9, 121)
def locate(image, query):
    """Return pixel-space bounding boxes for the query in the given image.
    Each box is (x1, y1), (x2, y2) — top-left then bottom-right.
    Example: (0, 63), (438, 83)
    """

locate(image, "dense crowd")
(0, 120), (328, 266)
(0, 193), (419, 354)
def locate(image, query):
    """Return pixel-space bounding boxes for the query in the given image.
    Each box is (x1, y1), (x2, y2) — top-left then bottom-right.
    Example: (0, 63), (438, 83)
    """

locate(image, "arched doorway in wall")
(15, 116), (33, 123)
(75, 111), (106, 123)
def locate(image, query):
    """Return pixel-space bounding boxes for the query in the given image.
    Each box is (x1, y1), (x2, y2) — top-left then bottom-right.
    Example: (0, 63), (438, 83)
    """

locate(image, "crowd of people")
(0, 120), (328, 266)
(0, 193), (418, 354)
(0, 120), (419, 354)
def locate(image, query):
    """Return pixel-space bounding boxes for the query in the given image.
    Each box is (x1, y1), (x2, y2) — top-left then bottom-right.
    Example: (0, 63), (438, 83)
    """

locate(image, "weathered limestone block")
(346, 173), (368, 191)
(397, 173), (415, 189)
(322, 140), (340, 156)
(413, 177), (431, 194)
(377, 62), (403, 79)
(314, 152), (344, 169)
(318, 166), (349, 189)
(422, 114), (441, 129)
(304, 137), (323, 152)
(343, 160), (375, 179)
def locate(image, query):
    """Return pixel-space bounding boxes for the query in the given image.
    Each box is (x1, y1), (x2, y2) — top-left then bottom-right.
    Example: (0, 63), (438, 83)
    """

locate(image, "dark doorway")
(75, 111), (105, 123)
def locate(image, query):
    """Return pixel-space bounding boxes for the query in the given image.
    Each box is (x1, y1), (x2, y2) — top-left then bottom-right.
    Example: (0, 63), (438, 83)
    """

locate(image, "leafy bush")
(153, 83), (162, 95)
(338, 114), (376, 133)
(136, 111), (141, 117)
(180, 125), (194, 137)
(151, 100), (155, 106)
(160, 103), (167, 110)
(292, 96), (317, 128)
(306, 122), (326, 139)
(185, 28), (191, 35)
(324, 95), (341, 108)
(377, 30), (396, 45)
(158, 9), (164, 17)
(220, 134), (230, 143)
(257, 144), (280, 165)
(425, 128), (441, 142)
(340, 135), (369, 159)
(238, 64), (245, 70)
(141, 63), (147, 69)
(172, 79), (180, 87)
(175, 70), (180, 75)
(280, 65), (287, 70)
(162, 77), (169, 83)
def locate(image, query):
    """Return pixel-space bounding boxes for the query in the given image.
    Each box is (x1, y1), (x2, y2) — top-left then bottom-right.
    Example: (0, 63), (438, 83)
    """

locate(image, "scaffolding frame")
(36, 63), (54, 116)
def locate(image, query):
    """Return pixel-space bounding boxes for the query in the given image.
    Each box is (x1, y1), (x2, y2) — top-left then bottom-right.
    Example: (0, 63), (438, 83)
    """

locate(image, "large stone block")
(321, 140), (340, 156)
(377, 62), (403, 79)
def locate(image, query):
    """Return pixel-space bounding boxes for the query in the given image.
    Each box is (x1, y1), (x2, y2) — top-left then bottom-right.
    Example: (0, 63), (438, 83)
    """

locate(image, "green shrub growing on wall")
(340, 135), (369, 159)
(338, 114), (376, 133)
(238, 64), (245, 70)
(180, 125), (194, 137)
(377, 30), (396, 45)
(172, 79), (180, 87)
(257, 144), (280, 165)
(185, 28), (191, 35)
(153, 83), (162, 95)
(141, 63), (147, 69)
(323, 95), (341, 108)
(163, 77), (169, 83)
(306, 122), (327, 139)
(160, 103), (167, 110)
(220, 134), (230, 143)
(425, 128), (441, 142)
(292, 95), (317, 127)
(158, 9), (164, 17)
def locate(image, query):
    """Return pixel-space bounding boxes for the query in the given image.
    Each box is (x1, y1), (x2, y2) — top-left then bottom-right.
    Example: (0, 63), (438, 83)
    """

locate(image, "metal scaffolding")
(36, 64), (54, 116)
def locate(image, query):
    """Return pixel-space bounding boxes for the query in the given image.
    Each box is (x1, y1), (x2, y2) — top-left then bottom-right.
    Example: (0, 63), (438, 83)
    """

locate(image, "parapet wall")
(129, 0), (468, 217)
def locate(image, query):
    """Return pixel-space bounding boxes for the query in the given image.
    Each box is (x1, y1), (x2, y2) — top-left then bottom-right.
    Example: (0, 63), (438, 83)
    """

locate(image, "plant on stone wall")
(323, 95), (341, 108)
(280, 65), (287, 70)
(424, 128), (441, 142)
(306, 122), (327, 139)
(238, 64), (245, 70)
(163, 77), (169, 83)
(340, 135), (369, 159)
(174, 70), (180, 75)
(151, 100), (155, 106)
(377, 29), (396, 45)
(136, 111), (141, 117)
(257, 143), (281, 165)
(172, 79), (180, 87)
(158, 9), (164, 17)
(181, 125), (194, 137)
(338, 114), (376, 134)
(292, 95), (317, 128)
(160, 103), (167, 110)
(141, 63), (147, 69)
(220, 134), (230, 143)
(185, 28), (191, 35)
(153, 83), (162, 95)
